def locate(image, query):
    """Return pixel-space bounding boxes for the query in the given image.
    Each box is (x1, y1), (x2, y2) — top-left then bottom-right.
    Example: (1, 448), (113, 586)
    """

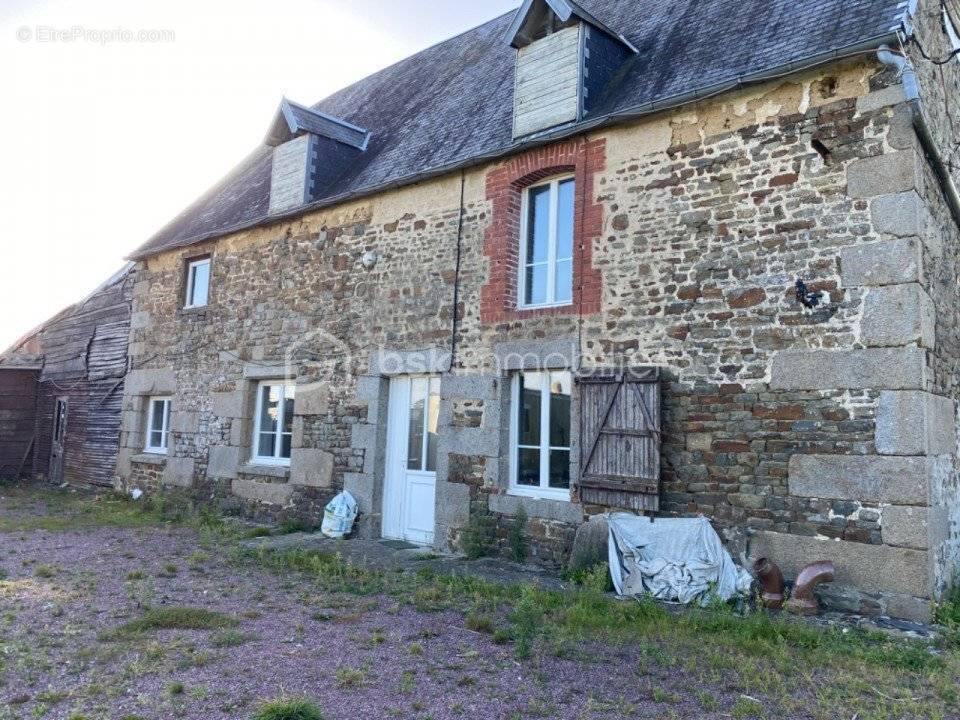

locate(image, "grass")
(335, 666), (365, 689)
(252, 698), (323, 720)
(101, 606), (237, 640)
(0, 486), (170, 533)
(4, 486), (960, 720)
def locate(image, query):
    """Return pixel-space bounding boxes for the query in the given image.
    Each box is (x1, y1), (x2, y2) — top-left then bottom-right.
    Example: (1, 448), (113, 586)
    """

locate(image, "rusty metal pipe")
(753, 558), (785, 609)
(785, 561), (835, 616)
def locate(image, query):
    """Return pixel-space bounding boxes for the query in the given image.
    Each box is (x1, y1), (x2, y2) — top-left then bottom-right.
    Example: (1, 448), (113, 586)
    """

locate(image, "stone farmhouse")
(115, 0), (960, 621)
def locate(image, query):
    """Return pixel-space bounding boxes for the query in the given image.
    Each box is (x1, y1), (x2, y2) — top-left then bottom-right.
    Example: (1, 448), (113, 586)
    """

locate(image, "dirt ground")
(0, 487), (957, 720)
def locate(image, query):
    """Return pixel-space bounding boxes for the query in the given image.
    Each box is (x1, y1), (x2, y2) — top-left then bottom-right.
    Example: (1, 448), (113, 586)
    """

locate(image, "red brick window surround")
(481, 139), (605, 324)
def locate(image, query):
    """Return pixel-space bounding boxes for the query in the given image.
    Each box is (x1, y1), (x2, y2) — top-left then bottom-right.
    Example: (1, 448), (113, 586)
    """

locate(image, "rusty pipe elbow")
(753, 557), (785, 609)
(786, 561), (835, 616)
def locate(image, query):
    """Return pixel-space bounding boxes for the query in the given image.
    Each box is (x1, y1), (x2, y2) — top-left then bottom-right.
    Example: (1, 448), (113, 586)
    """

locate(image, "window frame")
(184, 257), (211, 309)
(518, 175), (576, 310)
(251, 381), (295, 466)
(508, 370), (572, 501)
(144, 397), (172, 455)
(405, 375), (441, 474)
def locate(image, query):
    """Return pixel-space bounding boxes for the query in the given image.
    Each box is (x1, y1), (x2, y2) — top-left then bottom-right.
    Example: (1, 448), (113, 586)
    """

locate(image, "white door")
(382, 376), (440, 545)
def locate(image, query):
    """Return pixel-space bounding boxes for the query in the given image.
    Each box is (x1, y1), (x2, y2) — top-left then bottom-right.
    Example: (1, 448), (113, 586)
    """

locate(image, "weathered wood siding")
(269, 134), (316, 214)
(31, 268), (134, 487)
(0, 369), (38, 480)
(513, 24), (582, 138)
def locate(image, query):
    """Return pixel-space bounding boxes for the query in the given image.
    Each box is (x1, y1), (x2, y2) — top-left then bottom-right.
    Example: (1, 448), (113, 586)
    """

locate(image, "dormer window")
(265, 98), (370, 215)
(520, 176), (575, 308)
(506, 0), (636, 139)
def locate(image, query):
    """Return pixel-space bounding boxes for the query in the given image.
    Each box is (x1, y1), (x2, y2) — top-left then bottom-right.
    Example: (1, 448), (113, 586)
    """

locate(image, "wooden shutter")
(577, 368), (661, 512)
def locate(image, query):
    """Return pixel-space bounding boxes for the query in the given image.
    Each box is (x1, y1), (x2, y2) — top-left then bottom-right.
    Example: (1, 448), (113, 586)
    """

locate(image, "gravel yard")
(0, 487), (957, 720)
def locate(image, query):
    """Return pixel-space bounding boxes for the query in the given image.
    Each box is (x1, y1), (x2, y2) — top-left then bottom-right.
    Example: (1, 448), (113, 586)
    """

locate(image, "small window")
(520, 177), (575, 308)
(145, 397), (172, 454)
(184, 257), (211, 308)
(252, 382), (295, 465)
(510, 370), (572, 499)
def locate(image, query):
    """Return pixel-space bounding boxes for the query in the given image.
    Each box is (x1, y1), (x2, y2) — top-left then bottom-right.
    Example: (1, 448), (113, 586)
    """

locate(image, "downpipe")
(877, 45), (960, 230)
(785, 561), (835, 616)
(753, 558), (785, 609)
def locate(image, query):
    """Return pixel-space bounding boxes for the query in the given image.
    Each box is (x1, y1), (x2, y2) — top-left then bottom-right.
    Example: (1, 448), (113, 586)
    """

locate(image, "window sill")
(517, 301), (573, 312)
(131, 453), (167, 466)
(238, 463), (290, 479)
(490, 492), (583, 525)
(507, 486), (572, 503)
(178, 306), (210, 319)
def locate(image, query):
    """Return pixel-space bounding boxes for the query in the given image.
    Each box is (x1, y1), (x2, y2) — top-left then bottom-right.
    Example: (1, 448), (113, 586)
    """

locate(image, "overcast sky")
(0, 0), (519, 351)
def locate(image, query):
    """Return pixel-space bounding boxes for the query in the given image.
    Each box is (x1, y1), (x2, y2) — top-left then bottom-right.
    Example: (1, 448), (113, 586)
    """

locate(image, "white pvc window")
(519, 176), (575, 308)
(252, 382), (295, 465)
(184, 258), (211, 308)
(509, 371), (572, 500)
(145, 397), (172, 454)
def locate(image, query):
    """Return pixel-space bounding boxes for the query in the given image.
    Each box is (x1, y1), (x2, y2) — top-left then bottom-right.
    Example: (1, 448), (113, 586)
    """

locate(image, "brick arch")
(480, 138), (605, 323)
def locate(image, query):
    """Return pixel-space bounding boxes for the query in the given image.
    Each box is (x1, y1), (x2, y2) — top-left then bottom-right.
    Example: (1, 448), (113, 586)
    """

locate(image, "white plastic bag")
(321, 491), (358, 539)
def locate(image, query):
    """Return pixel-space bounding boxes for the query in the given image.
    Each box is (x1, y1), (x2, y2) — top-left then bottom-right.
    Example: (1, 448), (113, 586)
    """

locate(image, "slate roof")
(130, 0), (904, 260)
(265, 99), (370, 149)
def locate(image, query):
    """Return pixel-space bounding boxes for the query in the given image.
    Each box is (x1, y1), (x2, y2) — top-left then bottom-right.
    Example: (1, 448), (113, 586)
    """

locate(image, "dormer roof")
(265, 98), (371, 150)
(505, 0), (636, 52)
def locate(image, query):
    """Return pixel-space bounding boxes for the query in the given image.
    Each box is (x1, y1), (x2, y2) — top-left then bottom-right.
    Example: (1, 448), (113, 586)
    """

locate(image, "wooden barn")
(0, 363), (40, 481)
(1, 264), (134, 487)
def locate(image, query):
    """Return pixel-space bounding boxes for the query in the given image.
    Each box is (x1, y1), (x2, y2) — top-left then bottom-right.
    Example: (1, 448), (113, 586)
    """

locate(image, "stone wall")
(117, 53), (960, 620)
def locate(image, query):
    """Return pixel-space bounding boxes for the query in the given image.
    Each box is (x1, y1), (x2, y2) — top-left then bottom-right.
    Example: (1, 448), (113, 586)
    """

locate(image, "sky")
(0, 0), (519, 351)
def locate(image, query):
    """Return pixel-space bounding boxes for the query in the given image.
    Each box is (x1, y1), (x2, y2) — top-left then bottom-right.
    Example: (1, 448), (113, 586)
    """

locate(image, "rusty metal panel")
(577, 368), (661, 511)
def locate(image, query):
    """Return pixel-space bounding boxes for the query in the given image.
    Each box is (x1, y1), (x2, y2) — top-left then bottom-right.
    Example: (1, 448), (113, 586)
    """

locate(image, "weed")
(125, 569), (146, 581)
(101, 606), (236, 640)
(335, 666), (365, 689)
(168, 681), (185, 696)
(492, 628), (511, 645)
(210, 628), (255, 648)
(408, 642), (424, 656)
(507, 505), (528, 563)
(697, 690), (719, 711)
(936, 576), (960, 647)
(459, 513), (495, 560)
(278, 519), (312, 535)
(731, 696), (765, 719)
(252, 698), (324, 720)
(35, 565), (56, 578)
(510, 585), (542, 660)
(465, 613), (494, 634)
(398, 670), (415, 694)
(245, 526), (273, 539)
(0, 567), (7, 580)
